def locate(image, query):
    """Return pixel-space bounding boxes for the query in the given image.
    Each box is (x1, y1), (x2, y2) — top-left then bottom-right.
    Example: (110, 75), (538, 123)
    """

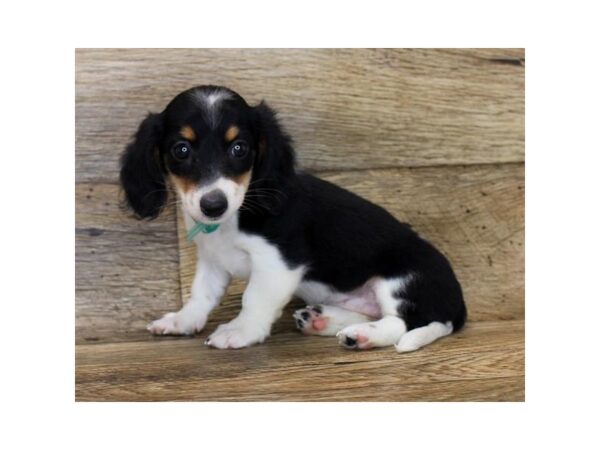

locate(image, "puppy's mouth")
(191, 213), (225, 224)
(184, 201), (238, 227)
(189, 203), (242, 226)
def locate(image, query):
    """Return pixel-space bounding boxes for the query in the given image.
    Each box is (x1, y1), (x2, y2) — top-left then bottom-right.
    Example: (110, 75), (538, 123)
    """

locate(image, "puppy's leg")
(336, 277), (410, 350)
(206, 266), (304, 349)
(147, 260), (230, 335)
(395, 321), (453, 353)
(293, 305), (372, 336)
(337, 316), (407, 350)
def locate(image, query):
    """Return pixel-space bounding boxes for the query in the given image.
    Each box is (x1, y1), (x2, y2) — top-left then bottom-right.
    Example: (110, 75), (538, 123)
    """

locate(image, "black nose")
(200, 190), (228, 218)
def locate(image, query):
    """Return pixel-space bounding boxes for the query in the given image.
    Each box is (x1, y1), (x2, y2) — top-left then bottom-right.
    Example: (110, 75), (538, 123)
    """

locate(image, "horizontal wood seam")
(76, 160), (525, 186)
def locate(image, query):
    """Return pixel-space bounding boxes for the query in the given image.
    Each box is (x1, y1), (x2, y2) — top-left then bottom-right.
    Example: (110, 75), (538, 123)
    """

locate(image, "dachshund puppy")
(120, 85), (466, 351)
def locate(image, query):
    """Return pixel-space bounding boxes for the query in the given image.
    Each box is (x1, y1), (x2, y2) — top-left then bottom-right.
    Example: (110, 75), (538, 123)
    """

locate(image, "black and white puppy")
(120, 85), (467, 352)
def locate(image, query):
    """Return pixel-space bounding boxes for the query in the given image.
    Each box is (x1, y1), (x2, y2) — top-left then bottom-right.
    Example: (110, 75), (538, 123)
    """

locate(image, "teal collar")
(187, 221), (220, 241)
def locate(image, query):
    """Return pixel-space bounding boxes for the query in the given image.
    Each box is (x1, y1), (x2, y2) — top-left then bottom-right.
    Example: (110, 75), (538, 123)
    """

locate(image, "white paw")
(147, 311), (206, 335)
(204, 321), (268, 349)
(394, 333), (424, 353)
(394, 340), (421, 353)
(337, 323), (376, 350)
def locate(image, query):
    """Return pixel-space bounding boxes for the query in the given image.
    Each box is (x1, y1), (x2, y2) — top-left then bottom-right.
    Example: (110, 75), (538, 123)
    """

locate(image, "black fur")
(240, 172), (466, 332)
(120, 85), (467, 334)
(120, 113), (166, 219)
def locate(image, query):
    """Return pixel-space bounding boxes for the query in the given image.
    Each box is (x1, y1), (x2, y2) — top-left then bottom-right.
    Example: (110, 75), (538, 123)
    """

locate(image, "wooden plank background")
(75, 48), (524, 401)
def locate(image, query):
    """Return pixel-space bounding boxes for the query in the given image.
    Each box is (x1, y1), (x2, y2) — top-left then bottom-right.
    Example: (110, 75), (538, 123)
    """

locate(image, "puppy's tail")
(394, 321), (454, 353)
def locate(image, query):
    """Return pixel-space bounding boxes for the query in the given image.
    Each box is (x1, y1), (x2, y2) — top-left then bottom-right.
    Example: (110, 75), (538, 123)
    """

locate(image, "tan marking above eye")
(180, 126), (196, 141)
(231, 169), (252, 188)
(225, 125), (240, 143)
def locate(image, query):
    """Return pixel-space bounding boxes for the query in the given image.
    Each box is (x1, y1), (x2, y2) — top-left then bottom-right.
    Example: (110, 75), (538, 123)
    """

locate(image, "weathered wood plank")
(75, 319), (524, 401)
(75, 183), (181, 343)
(177, 163), (524, 327)
(76, 48), (524, 182)
(441, 48), (524, 62)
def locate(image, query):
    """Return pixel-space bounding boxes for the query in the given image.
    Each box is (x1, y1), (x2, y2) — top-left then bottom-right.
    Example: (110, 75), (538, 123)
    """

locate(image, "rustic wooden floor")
(75, 49), (524, 401)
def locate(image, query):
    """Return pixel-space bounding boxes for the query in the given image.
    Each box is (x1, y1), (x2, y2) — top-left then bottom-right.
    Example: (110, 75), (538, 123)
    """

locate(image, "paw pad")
(336, 328), (373, 350)
(293, 305), (327, 334)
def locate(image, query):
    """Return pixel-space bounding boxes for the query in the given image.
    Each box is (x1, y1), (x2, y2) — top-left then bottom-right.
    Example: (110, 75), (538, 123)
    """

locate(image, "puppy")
(120, 85), (467, 352)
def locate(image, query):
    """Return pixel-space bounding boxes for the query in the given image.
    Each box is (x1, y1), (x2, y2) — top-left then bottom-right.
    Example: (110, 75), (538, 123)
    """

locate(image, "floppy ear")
(119, 112), (166, 219)
(252, 101), (296, 185)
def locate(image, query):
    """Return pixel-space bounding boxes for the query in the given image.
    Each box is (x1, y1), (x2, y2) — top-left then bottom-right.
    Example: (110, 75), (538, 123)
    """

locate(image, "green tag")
(187, 221), (220, 241)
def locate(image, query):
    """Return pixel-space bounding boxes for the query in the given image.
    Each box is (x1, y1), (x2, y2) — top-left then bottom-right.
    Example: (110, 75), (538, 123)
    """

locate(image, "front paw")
(147, 311), (206, 336)
(204, 322), (268, 349)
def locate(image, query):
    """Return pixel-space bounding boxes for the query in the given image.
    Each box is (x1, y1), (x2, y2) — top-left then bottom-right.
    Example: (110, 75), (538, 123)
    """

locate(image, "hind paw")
(336, 324), (376, 350)
(293, 305), (332, 335)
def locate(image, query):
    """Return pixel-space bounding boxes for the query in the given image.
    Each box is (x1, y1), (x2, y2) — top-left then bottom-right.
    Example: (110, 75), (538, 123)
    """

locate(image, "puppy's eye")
(230, 140), (249, 158)
(172, 143), (191, 160)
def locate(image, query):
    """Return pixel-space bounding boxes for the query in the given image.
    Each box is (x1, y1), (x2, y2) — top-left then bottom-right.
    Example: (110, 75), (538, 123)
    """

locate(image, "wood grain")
(75, 183), (182, 343)
(76, 48), (523, 182)
(75, 319), (524, 401)
(177, 163), (524, 327)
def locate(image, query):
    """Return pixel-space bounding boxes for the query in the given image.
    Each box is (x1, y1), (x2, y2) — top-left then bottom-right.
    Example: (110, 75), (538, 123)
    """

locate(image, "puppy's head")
(120, 85), (295, 223)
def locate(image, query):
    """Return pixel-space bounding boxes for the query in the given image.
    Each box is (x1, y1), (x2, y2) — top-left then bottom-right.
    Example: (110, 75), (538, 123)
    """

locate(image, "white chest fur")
(185, 212), (309, 283)
(186, 213), (253, 279)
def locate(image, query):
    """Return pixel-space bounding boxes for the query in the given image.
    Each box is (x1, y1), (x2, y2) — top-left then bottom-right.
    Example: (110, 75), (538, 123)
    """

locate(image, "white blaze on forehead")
(192, 88), (233, 129)
(206, 92), (227, 106)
